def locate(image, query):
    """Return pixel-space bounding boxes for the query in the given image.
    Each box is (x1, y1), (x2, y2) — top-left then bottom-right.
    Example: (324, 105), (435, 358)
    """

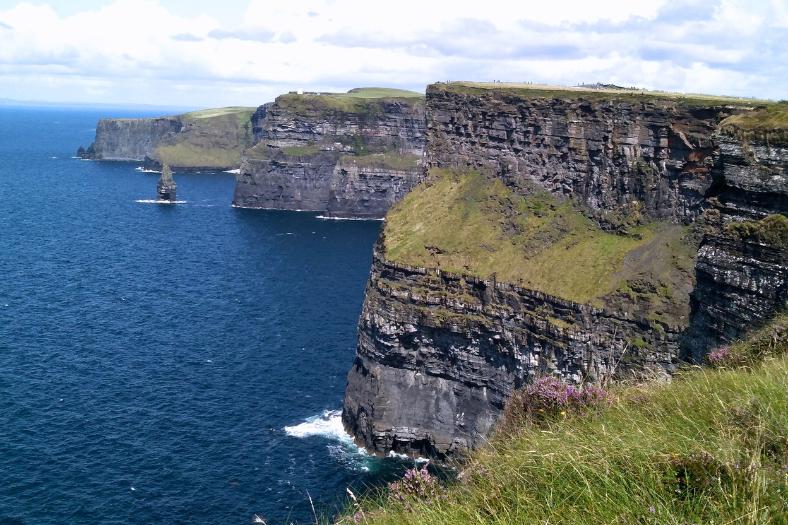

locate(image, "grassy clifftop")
(275, 87), (424, 116)
(433, 81), (773, 107)
(384, 169), (694, 308)
(154, 106), (255, 168)
(719, 101), (788, 146)
(342, 315), (788, 524)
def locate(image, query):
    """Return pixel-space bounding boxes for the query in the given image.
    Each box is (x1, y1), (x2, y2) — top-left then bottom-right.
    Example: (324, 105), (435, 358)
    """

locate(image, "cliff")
(77, 106), (255, 170)
(342, 83), (788, 458)
(232, 88), (426, 218)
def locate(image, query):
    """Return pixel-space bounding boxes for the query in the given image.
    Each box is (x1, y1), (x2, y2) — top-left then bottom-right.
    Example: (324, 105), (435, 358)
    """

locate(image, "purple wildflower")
(707, 345), (732, 365)
(388, 462), (439, 501)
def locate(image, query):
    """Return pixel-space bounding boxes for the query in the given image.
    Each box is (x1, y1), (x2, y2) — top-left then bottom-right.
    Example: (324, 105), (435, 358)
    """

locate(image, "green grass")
(154, 143), (243, 169)
(725, 214), (788, 246)
(435, 81), (774, 107)
(181, 106), (256, 119)
(339, 152), (421, 171)
(276, 87), (425, 116)
(383, 169), (691, 305)
(154, 107), (255, 168)
(344, 87), (424, 98)
(341, 317), (788, 525)
(719, 102), (788, 145)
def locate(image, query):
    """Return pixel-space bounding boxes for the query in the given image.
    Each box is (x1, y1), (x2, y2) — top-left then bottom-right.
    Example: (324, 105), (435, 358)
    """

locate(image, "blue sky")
(0, 0), (785, 107)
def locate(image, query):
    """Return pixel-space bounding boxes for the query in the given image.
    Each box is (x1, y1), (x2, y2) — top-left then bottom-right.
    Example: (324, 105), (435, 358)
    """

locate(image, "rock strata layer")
(232, 89), (426, 218)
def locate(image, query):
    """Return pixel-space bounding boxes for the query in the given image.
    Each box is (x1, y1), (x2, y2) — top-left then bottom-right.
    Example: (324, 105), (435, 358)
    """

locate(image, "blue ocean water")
(0, 106), (401, 524)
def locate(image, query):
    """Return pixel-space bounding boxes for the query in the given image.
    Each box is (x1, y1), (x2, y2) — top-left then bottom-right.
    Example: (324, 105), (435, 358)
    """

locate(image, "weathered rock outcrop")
(343, 84), (788, 458)
(232, 88), (426, 218)
(156, 164), (176, 202)
(344, 242), (684, 457)
(684, 130), (788, 357)
(77, 107), (255, 170)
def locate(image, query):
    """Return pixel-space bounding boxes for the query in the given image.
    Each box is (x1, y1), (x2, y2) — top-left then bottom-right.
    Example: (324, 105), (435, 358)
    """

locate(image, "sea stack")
(156, 164), (176, 202)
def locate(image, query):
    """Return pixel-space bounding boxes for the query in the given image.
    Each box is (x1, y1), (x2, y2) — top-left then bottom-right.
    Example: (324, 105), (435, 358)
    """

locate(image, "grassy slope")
(154, 106), (255, 168)
(345, 316), (788, 525)
(384, 169), (692, 305)
(719, 102), (788, 145)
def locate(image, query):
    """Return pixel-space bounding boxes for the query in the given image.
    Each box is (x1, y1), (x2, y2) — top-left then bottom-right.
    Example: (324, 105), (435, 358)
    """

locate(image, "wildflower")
(388, 462), (439, 502)
(707, 346), (732, 366)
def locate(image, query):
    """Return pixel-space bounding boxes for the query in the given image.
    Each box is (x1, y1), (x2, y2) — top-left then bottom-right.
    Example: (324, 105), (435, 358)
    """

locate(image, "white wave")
(316, 215), (385, 221)
(50, 156), (58, 159)
(135, 166), (160, 173)
(223, 168), (241, 174)
(284, 409), (350, 440)
(388, 450), (430, 463)
(135, 199), (187, 204)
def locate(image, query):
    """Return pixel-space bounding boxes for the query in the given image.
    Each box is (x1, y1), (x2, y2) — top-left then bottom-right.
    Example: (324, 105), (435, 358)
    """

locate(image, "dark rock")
(343, 242), (680, 458)
(83, 117), (182, 161)
(156, 165), (176, 202)
(232, 94), (426, 218)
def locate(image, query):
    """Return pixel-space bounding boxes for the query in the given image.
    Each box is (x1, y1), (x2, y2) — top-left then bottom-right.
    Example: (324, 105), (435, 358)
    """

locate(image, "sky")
(0, 0), (785, 108)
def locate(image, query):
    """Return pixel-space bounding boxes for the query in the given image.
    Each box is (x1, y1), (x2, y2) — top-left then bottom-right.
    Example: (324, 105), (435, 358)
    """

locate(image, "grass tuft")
(339, 317), (788, 524)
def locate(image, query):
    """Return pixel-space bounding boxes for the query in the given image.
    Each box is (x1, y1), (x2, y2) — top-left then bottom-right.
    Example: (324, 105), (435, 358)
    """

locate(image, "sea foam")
(285, 410), (372, 470)
(284, 409), (349, 440)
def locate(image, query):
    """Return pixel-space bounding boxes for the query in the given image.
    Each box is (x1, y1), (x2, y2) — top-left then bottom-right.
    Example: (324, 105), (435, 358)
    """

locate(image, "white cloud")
(0, 0), (784, 106)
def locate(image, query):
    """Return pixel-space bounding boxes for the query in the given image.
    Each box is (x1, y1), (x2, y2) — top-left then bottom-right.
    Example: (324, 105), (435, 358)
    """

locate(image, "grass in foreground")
(341, 317), (788, 525)
(383, 168), (691, 305)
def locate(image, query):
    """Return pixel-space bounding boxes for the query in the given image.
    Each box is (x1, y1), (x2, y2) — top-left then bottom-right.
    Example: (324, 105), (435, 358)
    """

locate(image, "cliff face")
(684, 131), (788, 358)
(425, 84), (739, 224)
(79, 117), (182, 161)
(232, 88), (426, 218)
(343, 84), (788, 458)
(78, 107), (255, 170)
(344, 244), (684, 457)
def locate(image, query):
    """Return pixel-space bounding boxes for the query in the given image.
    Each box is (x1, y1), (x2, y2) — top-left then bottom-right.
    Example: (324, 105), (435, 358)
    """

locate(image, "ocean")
(0, 106), (407, 524)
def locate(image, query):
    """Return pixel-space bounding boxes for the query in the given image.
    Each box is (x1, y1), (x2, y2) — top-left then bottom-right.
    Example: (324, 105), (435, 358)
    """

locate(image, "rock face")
(232, 89), (426, 218)
(77, 107), (255, 170)
(684, 134), (788, 358)
(343, 243), (683, 457)
(79, 117), (182, 161)
(425, 84), (732, 224)
(342, 84), (788, 458)
(156, 165), (176, 201)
